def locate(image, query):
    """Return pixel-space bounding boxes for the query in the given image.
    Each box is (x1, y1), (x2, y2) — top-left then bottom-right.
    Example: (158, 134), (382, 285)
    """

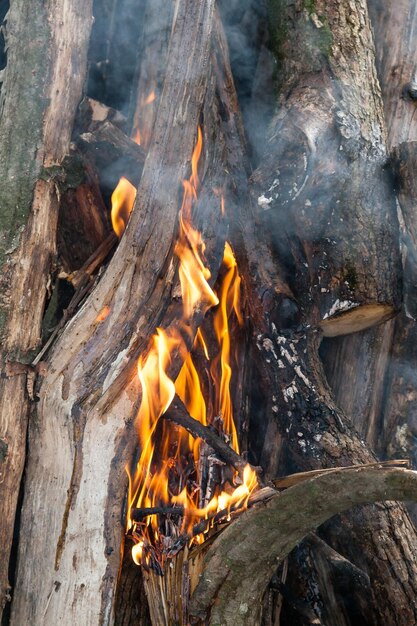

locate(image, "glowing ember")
(126, 127), (257, 568)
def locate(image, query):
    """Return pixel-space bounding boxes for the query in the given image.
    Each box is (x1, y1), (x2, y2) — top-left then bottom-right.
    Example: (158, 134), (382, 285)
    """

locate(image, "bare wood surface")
(368, 0), (417, 150)
(0, 0), (93, 617)
(190, 467), (417, 625)
(208, 5), (417, 623)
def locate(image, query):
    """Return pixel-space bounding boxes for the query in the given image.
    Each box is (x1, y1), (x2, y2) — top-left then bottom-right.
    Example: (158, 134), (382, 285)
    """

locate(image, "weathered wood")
(367, 0), (417, 523)
(10, 2), (226, 624)
(130, 0), (174, 148)
(190, 467), (417, 625)
(252, 0), (401, 337)
(57, 152), (111, 273)
(367, 0), (417, 150)
(206, 5), (417, 622)
(78, 121), (146, 193)
(0, 0), (93, 617)
(320, 319), (395, 450)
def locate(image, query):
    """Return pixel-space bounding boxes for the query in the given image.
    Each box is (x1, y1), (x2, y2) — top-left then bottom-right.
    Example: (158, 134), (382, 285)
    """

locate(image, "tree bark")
(0, 0), (93, 617)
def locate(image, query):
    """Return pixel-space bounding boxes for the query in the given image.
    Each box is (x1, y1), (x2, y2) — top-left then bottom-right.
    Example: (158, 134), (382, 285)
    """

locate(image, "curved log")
(190, 467), (417, 625)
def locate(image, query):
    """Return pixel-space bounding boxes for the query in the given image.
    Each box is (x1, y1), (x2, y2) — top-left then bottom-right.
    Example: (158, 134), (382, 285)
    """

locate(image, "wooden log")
(190, 467), (417, 625)
(78, 121), (146, 192)
(10, 2), (226, 624)
(0, 0), (93, 618)
(129, 0), (174, 148)
(251, 0), (401, 337)
(367, 0), (417, 522)
(56, 151), (111, 273)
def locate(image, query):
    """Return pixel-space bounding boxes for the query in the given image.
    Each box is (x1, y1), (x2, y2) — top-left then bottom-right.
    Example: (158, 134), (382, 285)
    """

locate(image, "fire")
(110, 91), (156, 238)
(126, 127), (257, 569)
(110, 176), (137, 238)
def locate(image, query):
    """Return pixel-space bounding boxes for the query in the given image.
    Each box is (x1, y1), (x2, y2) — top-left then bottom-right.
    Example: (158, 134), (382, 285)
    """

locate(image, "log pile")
(2, 1), (417, 626)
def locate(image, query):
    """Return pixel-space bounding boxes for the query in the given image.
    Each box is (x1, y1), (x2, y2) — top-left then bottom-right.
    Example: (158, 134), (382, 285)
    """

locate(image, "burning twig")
(132, 506), (185, 521)
(164, 395), (253, 473)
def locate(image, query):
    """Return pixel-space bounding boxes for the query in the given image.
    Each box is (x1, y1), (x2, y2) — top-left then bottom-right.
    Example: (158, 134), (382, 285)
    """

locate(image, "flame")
(110, 91), (154, 238)
(126, 128), (257, 567)
(95, 306), (111, 323)
(111, 176), (137, 238)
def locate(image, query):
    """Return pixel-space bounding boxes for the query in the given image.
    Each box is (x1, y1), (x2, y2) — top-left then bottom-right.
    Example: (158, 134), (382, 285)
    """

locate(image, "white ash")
(322, 299), (359, 319)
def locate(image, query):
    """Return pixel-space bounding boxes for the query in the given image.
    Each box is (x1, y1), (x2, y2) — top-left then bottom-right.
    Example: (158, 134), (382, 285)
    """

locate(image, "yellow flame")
(126, 129), (257, 566)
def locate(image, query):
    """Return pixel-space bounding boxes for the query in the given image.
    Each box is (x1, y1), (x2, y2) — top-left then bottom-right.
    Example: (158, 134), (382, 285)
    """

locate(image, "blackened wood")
(164, 396), (249, 472)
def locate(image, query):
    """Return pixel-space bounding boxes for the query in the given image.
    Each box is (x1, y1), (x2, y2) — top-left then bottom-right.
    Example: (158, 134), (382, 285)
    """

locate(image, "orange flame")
(126, 128), (257, 567)
(111, 176), (137, 238)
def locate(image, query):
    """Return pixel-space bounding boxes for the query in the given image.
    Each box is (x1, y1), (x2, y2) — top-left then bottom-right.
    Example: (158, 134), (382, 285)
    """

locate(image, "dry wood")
(209, 4), (417, 623)
(0, 0), (93, 617)
(10, 2), (226, 624)
(78, 121), (146, 191)
(368, 0), (417, 526)
(190, 467), (417, 625)
(251, 0), (401, 337)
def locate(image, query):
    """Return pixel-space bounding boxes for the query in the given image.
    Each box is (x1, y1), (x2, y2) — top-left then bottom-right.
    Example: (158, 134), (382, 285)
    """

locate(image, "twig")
(164, 395), (252, 473)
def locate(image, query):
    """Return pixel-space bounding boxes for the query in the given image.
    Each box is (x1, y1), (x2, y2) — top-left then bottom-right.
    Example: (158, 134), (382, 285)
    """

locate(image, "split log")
(0, 0), (93, 617)
(9, 2), (229, 624)
(78, 121), (146, 192)
(190, 467), (417, 625)
(129, 0), (174, 148)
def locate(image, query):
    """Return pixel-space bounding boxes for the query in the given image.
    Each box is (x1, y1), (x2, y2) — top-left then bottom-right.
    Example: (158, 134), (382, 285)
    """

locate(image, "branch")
(163, 396), (251, 472)
(190, 467), (417, 626)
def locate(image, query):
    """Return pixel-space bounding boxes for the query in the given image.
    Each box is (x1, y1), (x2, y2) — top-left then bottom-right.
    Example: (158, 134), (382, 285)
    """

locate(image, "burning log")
(9, 1), (229, 624)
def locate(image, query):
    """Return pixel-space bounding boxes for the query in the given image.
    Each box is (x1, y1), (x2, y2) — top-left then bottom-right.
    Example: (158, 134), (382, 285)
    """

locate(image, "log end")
(319, 303), (396, 337)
